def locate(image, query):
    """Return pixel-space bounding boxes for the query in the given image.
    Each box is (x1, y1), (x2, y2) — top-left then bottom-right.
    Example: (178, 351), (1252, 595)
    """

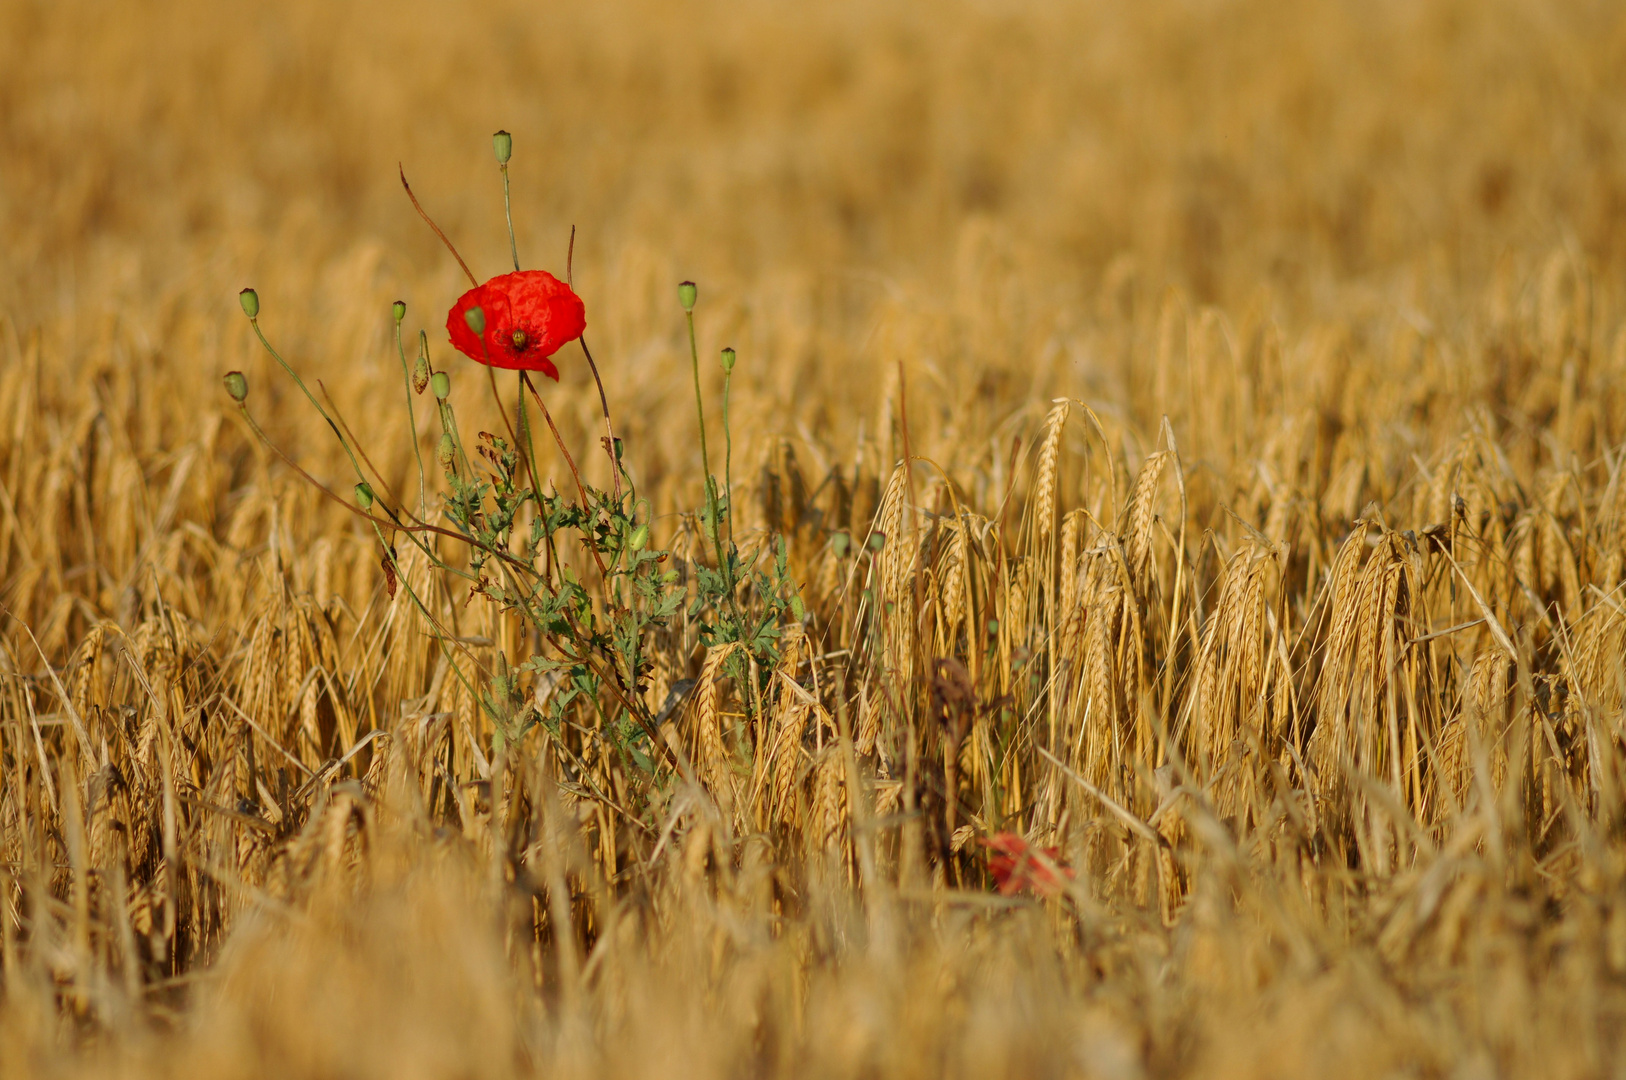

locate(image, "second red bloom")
(446, 270), (586, 380)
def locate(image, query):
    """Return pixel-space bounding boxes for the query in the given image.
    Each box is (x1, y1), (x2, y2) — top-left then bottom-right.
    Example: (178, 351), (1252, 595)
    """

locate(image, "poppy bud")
(355, 482), (375, 510)
(223, 371), (249, 402)
(392, 300), (406, 323)
(678, 281), (697, 312)
(431, 371), (451, 400)
(238, 288), (259, 319)
(464, 306), (486, 336)
(720, 346), (737, 372)
(629, 524), (649, 551)
(437, 433), (456, 468)
(414, 331), (432, 394)
(493, 130), (512, 165)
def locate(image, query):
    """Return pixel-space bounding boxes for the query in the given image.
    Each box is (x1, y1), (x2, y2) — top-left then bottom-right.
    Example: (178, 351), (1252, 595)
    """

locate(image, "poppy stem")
(399, 164), (478, 288)
(578, 334), (622, 504)
(685, 309), (714, 482)
(394, 320), (428, 514)
(500, 163), (520, 273)
(685, 309), (729, 588)
(245, 316), (372, 495)
(521, 372), (609, 579)
(484, 359), (533, 498)
(721, 361), (735, 550)
(516, 368), (542, 526)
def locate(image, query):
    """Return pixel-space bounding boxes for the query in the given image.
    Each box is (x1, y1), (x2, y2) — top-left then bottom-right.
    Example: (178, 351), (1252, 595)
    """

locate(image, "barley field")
(5, 1), (1626, 1077)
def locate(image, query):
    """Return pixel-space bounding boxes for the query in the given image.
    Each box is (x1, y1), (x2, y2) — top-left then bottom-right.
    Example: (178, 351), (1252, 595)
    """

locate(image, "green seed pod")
(677, 281), (697, 312)
(222, 370), (249, 403)
(660, 568), (680, 584)
(464, 305), (486, 336)
(720, 346), (737, 372)
(493, 130), (513, 165)
(238, 288), (259, 319)
(629, 524), (649, 551)
(355, 482), (375, 510)
(391, 299), (406, 323)
(437, 432), (456, 468)
(431, 371), (451, 400)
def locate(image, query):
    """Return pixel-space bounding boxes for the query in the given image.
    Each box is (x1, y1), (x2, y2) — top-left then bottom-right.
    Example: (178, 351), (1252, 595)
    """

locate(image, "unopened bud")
(677, 281), (697, 312)
(464, 306), (486, 336)
(720, 346), (736, 372)
(431, 371), (451, 400)
(493, 130), (512, 165)
(629, 524), (649, 551)
(413, 331), (431, 394)
(238, 288), (259, 319)
(222, 370), (248, 402)
(392, 300), (406, 323)
(437, 432), (456, 468)
(355, 482), (375, 509)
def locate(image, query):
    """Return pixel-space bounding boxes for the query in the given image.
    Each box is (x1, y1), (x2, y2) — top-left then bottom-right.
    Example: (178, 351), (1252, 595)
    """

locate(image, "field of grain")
(5, 1), (1626, 1076)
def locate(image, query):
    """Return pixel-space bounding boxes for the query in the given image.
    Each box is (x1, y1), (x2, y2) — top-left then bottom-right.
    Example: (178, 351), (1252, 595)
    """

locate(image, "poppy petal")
(445, 270), (584, 374)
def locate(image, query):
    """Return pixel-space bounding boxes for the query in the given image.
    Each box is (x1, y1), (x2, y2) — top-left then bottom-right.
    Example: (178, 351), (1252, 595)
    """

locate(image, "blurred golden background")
(7, 0), (1626, 501)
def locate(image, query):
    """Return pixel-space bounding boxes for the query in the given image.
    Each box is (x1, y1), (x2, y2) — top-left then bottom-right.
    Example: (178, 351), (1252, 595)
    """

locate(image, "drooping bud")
(431, 371), (451, 400)
(238, 288), (260, 319)
(223, 370), (249, 402)
(720, 346), (737, 372)
(413, 331), (431, 395)
(355, 482), (375, 510)
(629, 524), (649, 551)
(464, 305), (486, 336)
(493, 130), (513, 165)
(677, 281), (697, 312)
(392, 300), (406, 323)
(437, 432), (456, 469)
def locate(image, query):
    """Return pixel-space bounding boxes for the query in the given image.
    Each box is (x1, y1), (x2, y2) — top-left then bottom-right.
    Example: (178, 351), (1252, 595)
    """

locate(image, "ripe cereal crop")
(4, 2), (1626, 1077)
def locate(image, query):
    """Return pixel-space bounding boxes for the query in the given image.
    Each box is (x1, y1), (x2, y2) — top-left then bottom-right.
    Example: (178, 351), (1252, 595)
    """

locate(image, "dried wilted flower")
(980, 832), (1075, 898)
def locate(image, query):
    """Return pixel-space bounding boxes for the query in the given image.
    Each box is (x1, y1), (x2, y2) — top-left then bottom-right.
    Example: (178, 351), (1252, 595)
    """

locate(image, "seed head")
(678, 281), (697, 312)
(392, 300), (406, 323)
(493, 130), (513, 165)
(223, 371), (249, 402)
(238, 288), (260, 319)
(431, 371), (451, 400)
(720, 346), (737, 372)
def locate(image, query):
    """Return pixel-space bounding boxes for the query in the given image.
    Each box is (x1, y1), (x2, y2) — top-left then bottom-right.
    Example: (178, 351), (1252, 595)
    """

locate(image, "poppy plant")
(445, 270), (586, 380)
(981, 832), (1076, 899)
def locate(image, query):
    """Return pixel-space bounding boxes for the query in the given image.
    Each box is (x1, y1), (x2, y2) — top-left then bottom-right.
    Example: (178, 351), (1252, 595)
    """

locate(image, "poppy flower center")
(510, 329), (528, 351)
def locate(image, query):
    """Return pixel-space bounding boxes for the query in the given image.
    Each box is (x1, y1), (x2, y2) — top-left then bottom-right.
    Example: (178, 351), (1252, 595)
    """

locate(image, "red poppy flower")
(445, 270), (586, 380)
(980, 832), (1075, 898)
